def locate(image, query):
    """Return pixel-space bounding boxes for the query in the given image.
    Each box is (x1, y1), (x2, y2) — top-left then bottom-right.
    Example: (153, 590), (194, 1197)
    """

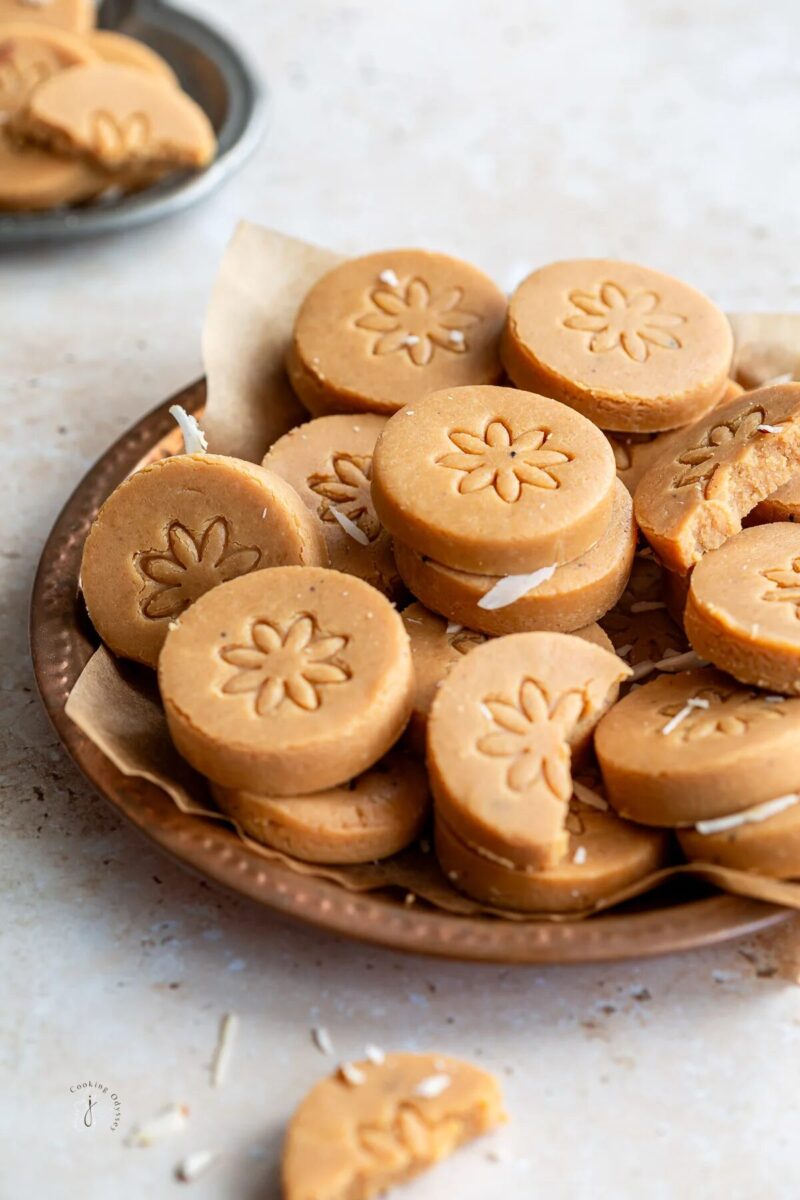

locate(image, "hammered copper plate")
(30, 380), (793, 963)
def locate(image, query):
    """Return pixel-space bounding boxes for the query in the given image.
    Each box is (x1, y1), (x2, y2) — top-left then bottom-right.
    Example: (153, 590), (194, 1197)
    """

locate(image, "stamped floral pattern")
(91, 110), (151, 160)
(136, 518), (261, 620)
(762, 558), (800, 618)
(355, 277), (478, 366)
(564, 283), (686, 363)
(477, 677), (587, 796)
(359, 1105), (446, 1168)
(658, 688), (785, 742)
(219, 615), (351, 715)
(437, 420), (572, 502)
(307, 453), (381, 542)
(672, 407), (765, 494)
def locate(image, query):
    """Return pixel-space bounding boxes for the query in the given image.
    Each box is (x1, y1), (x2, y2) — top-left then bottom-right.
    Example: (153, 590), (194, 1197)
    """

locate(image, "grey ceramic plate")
(0, 0), (265, 243)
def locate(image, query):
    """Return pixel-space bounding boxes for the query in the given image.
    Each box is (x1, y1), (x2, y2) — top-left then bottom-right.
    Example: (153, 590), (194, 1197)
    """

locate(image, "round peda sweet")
(86, 30), (178, 84)
(684, 523), (800, 694)
(286, 249), (507, 417)
(282, 1052), (505, 1200)
(634, 383), (800, 574)
(393, 478), (634, 636)
(0, 0), (93, 32)
(502, 259), (733, 433)
(372, 386), (617, 575)
(19, 62), (216, 169)
(400, 602), (612, 754)
(427, 632), (630, 870)
(435, 794), (669, 913)
(159, 567), (414, 795)
(0, 21), (97, 116)
(210, 751), (428, 864)
(595, 667), (800, 826)
(262, 413), (401, 599)
(0, 126), (106, 210)
(80, 453), (327, 668)
(678, 794), (800, 878)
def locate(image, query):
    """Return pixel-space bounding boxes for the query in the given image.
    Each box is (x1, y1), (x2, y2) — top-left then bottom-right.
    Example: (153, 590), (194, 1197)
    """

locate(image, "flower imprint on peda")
(762, 558), (800, 619)
(658, 688), (786, 742)
(476, 677), (587, 796)
(355, 277), (479, 366)
(671, 407), (765, 494)
(563, 282), (685, 363)
(308, 453), (381, 542)
(219, 615), (351, 715)
(136, 517), (261, 621)
(91, 110), (151, 159)
(437, 420), (572, 503)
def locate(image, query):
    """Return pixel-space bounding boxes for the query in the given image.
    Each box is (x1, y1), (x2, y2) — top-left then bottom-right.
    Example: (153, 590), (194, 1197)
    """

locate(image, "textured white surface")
(4, 1), (800, 1197)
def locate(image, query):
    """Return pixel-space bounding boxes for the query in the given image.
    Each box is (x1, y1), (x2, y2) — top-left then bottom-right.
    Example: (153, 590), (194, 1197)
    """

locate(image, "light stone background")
(3, 1), (800, 1197)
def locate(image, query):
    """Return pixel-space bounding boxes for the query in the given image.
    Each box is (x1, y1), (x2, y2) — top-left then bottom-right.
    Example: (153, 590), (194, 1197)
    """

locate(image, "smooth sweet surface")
(80, 453), (327, 668)
(595, 667), (800, 825)
(282, 1052), (505, 1200)
(287, 249), (507, 416)
(372, 385), (616, 574)
(502, 259), (733, 432)
(159, 567), (414, 795)
(685, 523), (800, 694)
(427, 632), (629, 869)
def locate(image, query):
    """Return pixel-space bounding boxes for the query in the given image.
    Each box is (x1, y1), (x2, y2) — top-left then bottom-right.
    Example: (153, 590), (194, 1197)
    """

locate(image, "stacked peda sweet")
(0, 0), (216, 212)
(79, 246), (800, 913)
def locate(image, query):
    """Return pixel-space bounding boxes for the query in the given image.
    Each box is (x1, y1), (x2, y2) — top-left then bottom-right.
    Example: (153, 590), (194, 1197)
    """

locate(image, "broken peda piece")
(595, 667), (800, 826)
(684, 523), (800, 695)
(634, 383), (800, 574)
(282, 1052), (505, 1200)
(19, 62), (216, 169)
(427, 632), (630, 870)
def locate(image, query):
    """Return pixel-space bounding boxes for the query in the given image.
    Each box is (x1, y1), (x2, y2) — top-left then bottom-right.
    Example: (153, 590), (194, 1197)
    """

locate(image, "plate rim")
(29, 379), (793, 964)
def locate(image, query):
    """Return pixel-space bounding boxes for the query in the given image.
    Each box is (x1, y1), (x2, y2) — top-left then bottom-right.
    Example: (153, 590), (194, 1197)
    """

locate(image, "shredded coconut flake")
(211, 1013), (238, 1087)
(629, 659), (656, 682)
(653, 650), (708, 673)
(758, 424), (785, 433)
(169, 404), (208, 455)
(480, 702), (493, 720)
(764, 694), (786, 703)
(572, 846), (587, 865)
(404, 335), (420, 346)
(175, 1149), (220, 1183)
(414, 1074), (451, 1098)
(630, 600), (665, 613)
(311, 1026), (334, 1055)
(404, 892), (416, 906)
(365, 1044), (385, 1064)
(762, 373), (794, 387)
(572, 780), (609, 811)
(378, 268), (399, 287)
(446, 621), (463, 635)
(339, 1062), (366, 1086)
(615, 643), (633, 658)
(477, 564), (557, 610)
(261, 507), (267, 519)
(126, 1104), (189, 1148)
(660, 697), (709, 736)
(448, 330), (465, 346)
(330, 507), (370, 546)
(695, 793), (800, 835)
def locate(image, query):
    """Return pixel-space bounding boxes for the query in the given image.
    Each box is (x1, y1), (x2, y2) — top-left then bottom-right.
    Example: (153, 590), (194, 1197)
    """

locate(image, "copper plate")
(30, 380), (793, 963)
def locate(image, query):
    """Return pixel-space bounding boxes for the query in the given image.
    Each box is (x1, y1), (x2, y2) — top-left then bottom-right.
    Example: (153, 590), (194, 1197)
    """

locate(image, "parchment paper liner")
(66, 223), (800, 920)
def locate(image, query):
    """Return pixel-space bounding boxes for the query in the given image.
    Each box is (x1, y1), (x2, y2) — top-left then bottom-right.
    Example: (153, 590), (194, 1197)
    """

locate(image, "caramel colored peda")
(372, 386), (616, 575)
(282, 1053), (505, 1200)
(678, 794), (800, 879)
(436, 794), (669, 914)
(0, 0), (93, 32)
(684, 523), (800, 694)
(595, 668), (800, 826)
(394, 479), (634, 636)
(263, 414), (401, 599)
(428, 632), (630, 870)
(634, 384), (800, 574)
(159, 568), (413, 795)
(19, 62), (216, 169)
(0, 126), (105, 210)
(86, 30), (178, 84)
(502, 259), (733, 433)
(286, 249), (507, 417)
(210, 751), (428, 864)
(400, 602), (611, 753)
(81, 453), (327, 668)
(0, 22), (96, 115)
